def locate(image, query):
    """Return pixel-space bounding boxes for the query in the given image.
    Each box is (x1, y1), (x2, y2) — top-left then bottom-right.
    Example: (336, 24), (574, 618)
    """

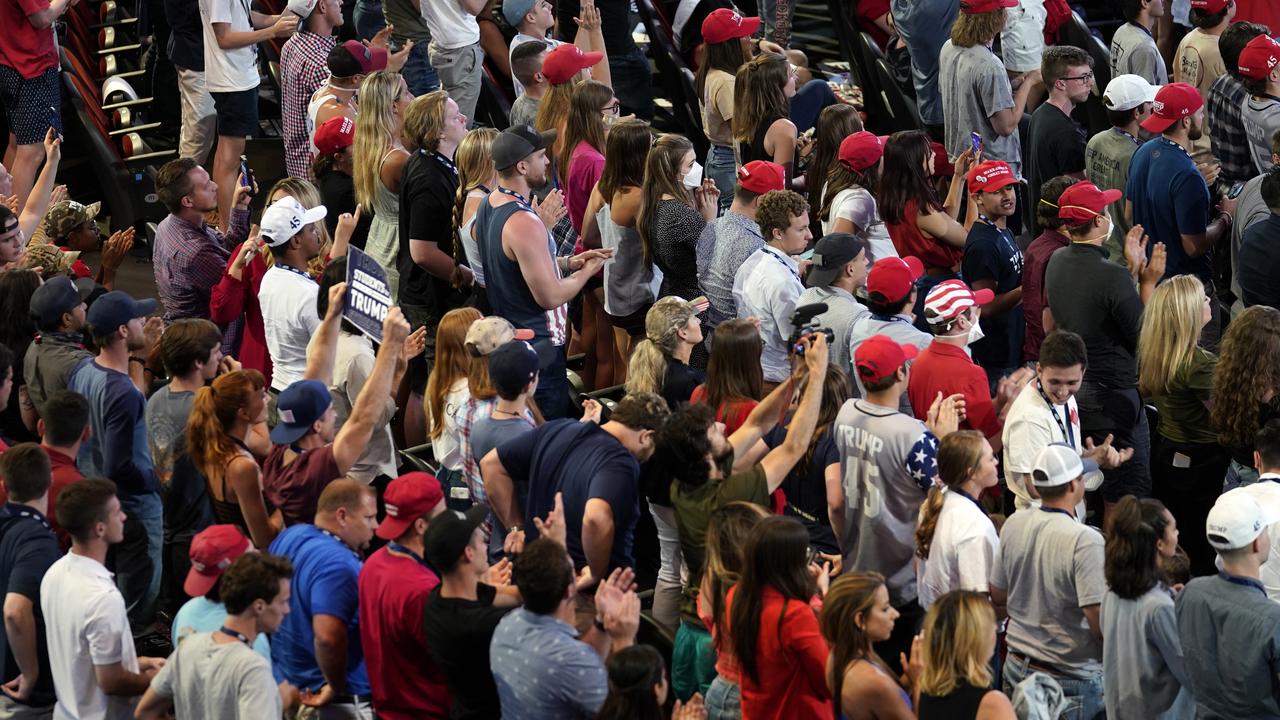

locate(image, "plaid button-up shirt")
(153, 206), (249, 323)
(1207, 73), (1254, 184)
(280, 30), (336, 179)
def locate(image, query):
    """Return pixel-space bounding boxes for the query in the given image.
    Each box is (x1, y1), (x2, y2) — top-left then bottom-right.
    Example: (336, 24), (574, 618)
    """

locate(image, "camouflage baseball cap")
(43, 200), (100, 242)
(21, 242), (80, 277)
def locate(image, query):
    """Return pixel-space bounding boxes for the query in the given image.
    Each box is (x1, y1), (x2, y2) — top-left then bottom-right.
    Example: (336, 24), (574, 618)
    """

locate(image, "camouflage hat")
(21, 242), (79, 277)
(43, 200), (100, 242)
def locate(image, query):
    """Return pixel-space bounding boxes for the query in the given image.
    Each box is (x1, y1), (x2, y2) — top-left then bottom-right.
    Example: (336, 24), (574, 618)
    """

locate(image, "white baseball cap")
(259, 196), (327, 247)
(1103, 74), (1159, 112)
(1206, 489), (1276, 551)
(1031, 443), (1102, 489)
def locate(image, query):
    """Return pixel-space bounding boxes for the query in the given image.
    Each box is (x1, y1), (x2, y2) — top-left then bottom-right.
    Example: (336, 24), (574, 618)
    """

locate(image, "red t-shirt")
(886, 199), (962, 272)
(262, 444), (340, 527)
(357, 546), (449, 720)
(0, 0), (57, 78)
(690, 386), (759, 436)
(0, 444), (80, 550)
(725, 585), (830, 720)
(1235, 0), (1280, 35)
(907, 340), (1000, 439)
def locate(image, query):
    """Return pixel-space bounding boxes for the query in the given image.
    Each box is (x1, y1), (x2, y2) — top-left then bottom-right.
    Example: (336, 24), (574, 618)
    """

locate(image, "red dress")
(209, 242), (273, 386)
(724, 585), (831, 720)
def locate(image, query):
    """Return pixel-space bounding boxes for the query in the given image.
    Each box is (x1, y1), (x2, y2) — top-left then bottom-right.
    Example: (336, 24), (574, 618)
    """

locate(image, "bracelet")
(128, 356), (146, 365)
(594, 617), (607, 633)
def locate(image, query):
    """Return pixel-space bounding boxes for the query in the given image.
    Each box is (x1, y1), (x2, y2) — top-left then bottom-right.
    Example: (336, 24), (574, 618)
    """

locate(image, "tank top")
(475, 192), (568, 347)
(458, 187), (488, 288)
(209, 448), (255, 539)
(917, 682), (992, 720)
(306, 83), (356, 154)
(598, 201), (661, 317)
(885, 198), (962, 271)
(739, 113), (783, 167)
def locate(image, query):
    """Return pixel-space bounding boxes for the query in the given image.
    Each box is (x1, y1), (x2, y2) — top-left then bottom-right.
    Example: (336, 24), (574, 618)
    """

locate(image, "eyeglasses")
(1060, 72), (1094, 83)
(601, 103), (621, 115)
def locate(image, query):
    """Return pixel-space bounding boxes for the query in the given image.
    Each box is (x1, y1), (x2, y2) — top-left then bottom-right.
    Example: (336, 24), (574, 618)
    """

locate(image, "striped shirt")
(280, 30), (336, 179)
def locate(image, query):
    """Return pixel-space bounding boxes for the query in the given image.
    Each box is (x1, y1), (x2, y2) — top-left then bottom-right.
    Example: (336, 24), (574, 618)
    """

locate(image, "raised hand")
(574, 0), (601, 31)
(44, 126), (62, 159)
(324, 281), (348, 321)
(272, 13), (299, 37)
(100, 227), (135, 272)
(898, 634), (923, 690)
(388, 38), (414, 72)
(481, 557), (513, 586)
(369, 23), (394, 48)
(532, 189), (566, 229)
(402, 325), (427, 359)
(1141, 242), (1167, 285)
(533, 491), (567, 545)
(48, 184), (68, 206)
(230, 234), (262, 280)
(579, 398), (603, 424)
(801, 332), (829, 376)
(381, 305), (411, 347)
(142, 316), (164, 352)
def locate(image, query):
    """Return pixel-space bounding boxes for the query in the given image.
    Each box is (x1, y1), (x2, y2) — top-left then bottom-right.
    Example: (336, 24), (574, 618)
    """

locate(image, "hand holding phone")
(969, 131), (983, 156)
(238, 155), (254, 189)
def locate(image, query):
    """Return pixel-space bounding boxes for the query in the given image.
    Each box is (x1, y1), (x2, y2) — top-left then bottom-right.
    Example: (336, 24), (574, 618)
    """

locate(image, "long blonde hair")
(425, 308), (483, 440)
(353, 71), (406, 210)
(916, 430), (987, 561)
(1138, 275), (1207, 398)
(626, 297), (697, 396)
(918, 591), (997, 696)
(733, 52), (790, 145)
(268, 177), (331, 275)
(453, 128), (498, 260)
(635, 134), (695, 266)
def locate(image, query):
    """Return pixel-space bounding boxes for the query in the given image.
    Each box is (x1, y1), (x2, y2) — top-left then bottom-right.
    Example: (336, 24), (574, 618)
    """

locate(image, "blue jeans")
(1003, 652), (1104, 720)
(705, 676), (741, 720)
(1225, 458), (1261, 491)
(113, 492), (163, 631)
(790, 78), (837, 135)
(352, 0), (385, 40)
(706, 144), (735, 215)
(533, 342), (568, 420)
(399, 40), (440, 96)
(609, 48), (654, 121)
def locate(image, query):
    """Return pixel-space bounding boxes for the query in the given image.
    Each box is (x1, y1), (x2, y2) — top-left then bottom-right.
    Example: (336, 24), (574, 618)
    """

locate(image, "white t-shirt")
(916, 488), (1000, 610)
(200, 0), (261, 92)
(1228, 480), (1280, 600)
(419, 0), (480, 49)
(432, 380), (472, 471)
(508, 33), (563, 96)
(41, 553), (140, 720)
(821, 185), (899, 263)
(259, 264), (322, 392)
(150, 632), (281, 720)
(1002, 380), (1083, 514)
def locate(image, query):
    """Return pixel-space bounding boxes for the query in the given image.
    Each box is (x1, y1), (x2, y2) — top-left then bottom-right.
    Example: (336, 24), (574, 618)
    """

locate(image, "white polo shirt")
(419, 0), (480, 49)
(259, 264), (321, 392)
(733, 245), (804, 383)
(1002, 380), (1082, 512)
(916, 488), (1000, 610)
(41, 553), (140, 720)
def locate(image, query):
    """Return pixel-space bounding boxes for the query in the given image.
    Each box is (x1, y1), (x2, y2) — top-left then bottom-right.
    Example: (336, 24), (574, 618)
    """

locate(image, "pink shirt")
(566, 140), (605, 238)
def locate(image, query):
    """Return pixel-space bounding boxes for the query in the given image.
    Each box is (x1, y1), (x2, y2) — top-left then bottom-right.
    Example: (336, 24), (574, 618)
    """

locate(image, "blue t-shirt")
(765, 426), (840, 554)
(961, 220), (1025, 369)
(267, 524), (368, 695)
(1238, 213), (1280, 309)
(496, 419), (640, 572)
(172, 596), (272, 663)
(1126, 137), (1212, 281)
(68, 359), (159, 496)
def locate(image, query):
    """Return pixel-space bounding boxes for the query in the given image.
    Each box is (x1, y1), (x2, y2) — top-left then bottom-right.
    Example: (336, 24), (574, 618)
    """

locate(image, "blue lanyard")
(274, 263), (314, 282)
(1218, 571), (1267, 596)
(318, 528), (360, 560)
(1039, 505), (1075, 519)
(1113, 128), (1139, 146)
(432, 151), (458, 178)
(497, 186), (531, 210)
(219, 626), (251, 645)
(870, 313), (910, 324)
(1036, 380), (1075, 448)
(762, 246), (802, 285)
(387, 541), (431, 569)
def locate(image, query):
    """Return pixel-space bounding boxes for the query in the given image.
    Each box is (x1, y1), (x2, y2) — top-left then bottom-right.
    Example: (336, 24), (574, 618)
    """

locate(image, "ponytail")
(915, 430), (988, 560)
(914, 485), (947, 561)
(625, 339), (667, 396)
(186, 369), (265, 483)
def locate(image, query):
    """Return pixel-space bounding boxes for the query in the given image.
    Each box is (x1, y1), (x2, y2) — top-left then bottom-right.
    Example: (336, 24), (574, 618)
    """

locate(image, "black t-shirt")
(422, 583), (511, 720)
(1025, 102), (1086, 227)
(398, 150), (461, 313)
(318, 171), (371, 251)
(663, 357), (705, 410)
(764, 425), (840, 554)
(961, 221), (1025, 370)
(555, 0), (637, 54)
(1043, 243), (1142, 389)
(0, 504), (61, 707)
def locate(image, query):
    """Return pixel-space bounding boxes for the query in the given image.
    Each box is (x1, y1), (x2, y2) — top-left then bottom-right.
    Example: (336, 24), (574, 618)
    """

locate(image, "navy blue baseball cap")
(29, 276), (91, 326)
(85, 290), (157, 335)
(270, 379), (333, 445)
(488, 340), (540, 397)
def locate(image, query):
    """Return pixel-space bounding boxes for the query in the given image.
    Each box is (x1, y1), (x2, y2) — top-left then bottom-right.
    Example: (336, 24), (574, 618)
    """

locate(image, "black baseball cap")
(423, 505), (489, 572)
(488, 340), (540, 397)
(29, 276), (92, 327)
(492, 125), (558, 171)
(806, 232), (868, 288)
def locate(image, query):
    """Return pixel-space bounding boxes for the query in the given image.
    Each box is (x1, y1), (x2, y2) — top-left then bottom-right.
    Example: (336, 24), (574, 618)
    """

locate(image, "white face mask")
(683, 161), (704, 189)
(966, 309), (985, 345)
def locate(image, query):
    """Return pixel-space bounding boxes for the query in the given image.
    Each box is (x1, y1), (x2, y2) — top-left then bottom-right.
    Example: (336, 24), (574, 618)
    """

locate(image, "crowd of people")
(3, 0), (1280, 717)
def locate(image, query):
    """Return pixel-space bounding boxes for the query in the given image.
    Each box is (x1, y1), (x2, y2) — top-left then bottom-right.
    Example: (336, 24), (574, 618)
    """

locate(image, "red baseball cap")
(329, 39), (388, 77)
(1057, 180), (1123, 223)
(929, 142), (954, 177)
(542, 44), (604, 85)
(838, 131), (888, 172)
(376, 472), (446, 541)
(1140, 82), (1204, 134)
(966, 160), (1021, 193)
(866, 255), (924, 303)
(702, 8), (761, 45)
(924, 279), (995, 324)
(736, 160), (786, 194)
(960, 0), (1017, 14)
(855, 335), (919, 384)
(1238, 34), (1280, 80)
(184, 525), (253, 598)
(314, 115), (356, 156)
(1189, 0), (1231, 11)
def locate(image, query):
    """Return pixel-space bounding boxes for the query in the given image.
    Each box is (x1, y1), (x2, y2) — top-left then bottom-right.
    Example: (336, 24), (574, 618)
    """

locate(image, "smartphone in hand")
(969, 131), (983, 155)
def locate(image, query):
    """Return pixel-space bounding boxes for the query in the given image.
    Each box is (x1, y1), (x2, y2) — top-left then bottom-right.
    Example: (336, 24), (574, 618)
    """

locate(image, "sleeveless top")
(885, 198), (962, 271)
(209, 447), (256, 539)
(306, 83), (356, 153)
(598, 201), (661, 317)
(917, 682), (992, 720)
(458, 187), (488, 288)
(739, 113), (783, 167)
(475, 193), (568, 348)
(364, 147), (404, 301)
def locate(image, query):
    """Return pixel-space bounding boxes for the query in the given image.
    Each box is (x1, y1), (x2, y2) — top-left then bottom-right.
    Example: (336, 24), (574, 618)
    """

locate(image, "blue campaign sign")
(344, 246), (391, 342)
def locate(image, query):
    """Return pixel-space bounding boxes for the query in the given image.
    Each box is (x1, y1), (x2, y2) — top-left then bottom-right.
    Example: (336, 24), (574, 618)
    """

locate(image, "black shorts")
(0, 64), (61, 145)
(211, 87), (259, 138)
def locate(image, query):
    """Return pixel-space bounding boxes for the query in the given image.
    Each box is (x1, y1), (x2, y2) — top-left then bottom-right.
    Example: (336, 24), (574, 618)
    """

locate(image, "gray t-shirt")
(1230, 172), (1271, 308)
(509, 93), (541, 129)
(150, 631), (282, 720)
(939, 40), (1019, 174)
(145, 385), (194, 486)
(1102, 585), (1194, 720)
(848, 313), (931, 412)
(799, 285), (868, 377)
(1085, 127), (1142, 262)
(471, 412), (536, 463)
(991, 507), (1105, 677)
(1111, 22), (1169, 86)
(1242, 95), (1280, 175)
(1176, 573), (1280, 718)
